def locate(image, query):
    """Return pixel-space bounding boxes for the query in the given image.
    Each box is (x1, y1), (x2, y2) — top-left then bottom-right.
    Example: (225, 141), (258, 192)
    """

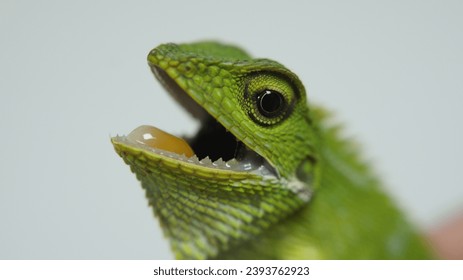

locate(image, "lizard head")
(111, 42), (319, 259)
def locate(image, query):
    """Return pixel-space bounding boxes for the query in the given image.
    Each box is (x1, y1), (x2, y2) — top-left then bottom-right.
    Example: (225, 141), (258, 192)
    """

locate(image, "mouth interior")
(188, 117), (238, 162)
(119, 65), (277, 177)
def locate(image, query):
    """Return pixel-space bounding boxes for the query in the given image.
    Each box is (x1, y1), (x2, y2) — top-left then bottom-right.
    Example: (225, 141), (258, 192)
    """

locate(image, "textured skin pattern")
(112, 42), (434, 259)
(112, 142), (305, 259)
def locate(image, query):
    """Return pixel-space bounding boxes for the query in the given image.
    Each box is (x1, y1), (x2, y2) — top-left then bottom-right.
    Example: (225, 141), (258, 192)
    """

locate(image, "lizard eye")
(244, 72), (297, 126)
(256, 89), (286, 118)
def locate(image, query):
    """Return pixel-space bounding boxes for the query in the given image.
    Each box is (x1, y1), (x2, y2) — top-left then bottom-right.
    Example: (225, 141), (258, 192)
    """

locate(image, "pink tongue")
(127, 125), (194, 157)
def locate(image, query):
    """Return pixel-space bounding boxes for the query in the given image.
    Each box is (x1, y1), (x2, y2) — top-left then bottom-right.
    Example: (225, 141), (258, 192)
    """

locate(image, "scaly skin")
(111, 41), (433, 259)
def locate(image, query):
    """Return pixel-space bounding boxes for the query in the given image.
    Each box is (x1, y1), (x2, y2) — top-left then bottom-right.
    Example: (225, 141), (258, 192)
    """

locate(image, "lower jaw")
(113, 123), (277, 176)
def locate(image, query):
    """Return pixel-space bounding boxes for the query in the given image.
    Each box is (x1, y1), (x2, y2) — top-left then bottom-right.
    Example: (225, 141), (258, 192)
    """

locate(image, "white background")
(1, 0), (462, 259)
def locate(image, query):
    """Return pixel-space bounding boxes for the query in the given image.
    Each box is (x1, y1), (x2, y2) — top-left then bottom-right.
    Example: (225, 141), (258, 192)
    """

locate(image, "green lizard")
(111, 41), (433, 259)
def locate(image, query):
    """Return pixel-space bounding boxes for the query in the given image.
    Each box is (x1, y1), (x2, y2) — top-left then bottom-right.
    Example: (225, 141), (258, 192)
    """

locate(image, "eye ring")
(256, 89), (286, 118)
(243, 71), (298, 127)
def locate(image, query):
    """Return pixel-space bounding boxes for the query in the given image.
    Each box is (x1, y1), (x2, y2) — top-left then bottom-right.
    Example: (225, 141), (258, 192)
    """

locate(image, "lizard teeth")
(199, 156), (212, 165)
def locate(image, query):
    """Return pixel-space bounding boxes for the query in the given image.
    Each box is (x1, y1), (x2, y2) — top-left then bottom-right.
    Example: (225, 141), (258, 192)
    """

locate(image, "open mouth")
(113, 66), (278, 177)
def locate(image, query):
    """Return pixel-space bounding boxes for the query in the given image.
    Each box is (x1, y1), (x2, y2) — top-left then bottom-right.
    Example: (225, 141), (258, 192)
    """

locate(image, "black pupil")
(258, 90), (283, 116)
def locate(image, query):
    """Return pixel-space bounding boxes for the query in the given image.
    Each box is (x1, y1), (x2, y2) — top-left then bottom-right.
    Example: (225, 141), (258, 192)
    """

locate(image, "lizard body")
(111, 41), (433, 259)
